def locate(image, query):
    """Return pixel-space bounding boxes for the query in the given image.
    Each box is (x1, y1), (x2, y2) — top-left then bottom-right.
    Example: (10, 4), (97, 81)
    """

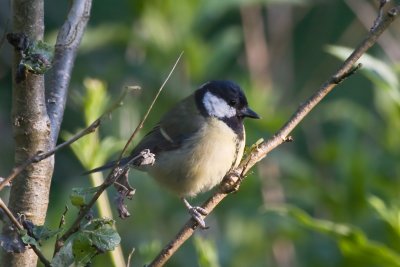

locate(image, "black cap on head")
(195, 80), (260, 138)
(203, 80), (247, 106)
(197, 80), (259, 119)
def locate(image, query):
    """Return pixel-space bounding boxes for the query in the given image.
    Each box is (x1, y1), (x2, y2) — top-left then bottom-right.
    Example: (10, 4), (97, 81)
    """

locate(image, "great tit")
(86, 80), (260, 227)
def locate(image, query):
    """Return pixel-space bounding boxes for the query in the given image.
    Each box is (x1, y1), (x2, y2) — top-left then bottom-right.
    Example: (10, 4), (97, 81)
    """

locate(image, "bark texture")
(46, 0), (92, 145)
(3, 0), (54, 266)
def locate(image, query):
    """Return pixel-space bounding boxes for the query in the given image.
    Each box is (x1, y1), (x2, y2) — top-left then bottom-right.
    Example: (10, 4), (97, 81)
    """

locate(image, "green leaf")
(17, 222), (62, 254)
(70, 186), (102, 207)
(87, 226), (121, 252)
(82, 218), (120, 251)
(32, 225), (62, 241)
(83, 218), (114, 230)
(19, 229), (39, 247)
(72, 233), (98, 266)
(51, 242), (74, 267)
(71, 218), (121, 266)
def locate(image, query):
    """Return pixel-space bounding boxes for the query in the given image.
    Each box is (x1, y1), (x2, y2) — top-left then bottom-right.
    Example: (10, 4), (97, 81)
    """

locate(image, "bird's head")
(195, 80), (260, 121)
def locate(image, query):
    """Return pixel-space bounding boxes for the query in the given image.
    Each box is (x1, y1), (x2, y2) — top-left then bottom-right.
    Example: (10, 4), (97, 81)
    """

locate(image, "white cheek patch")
(203, 92), (236, 118)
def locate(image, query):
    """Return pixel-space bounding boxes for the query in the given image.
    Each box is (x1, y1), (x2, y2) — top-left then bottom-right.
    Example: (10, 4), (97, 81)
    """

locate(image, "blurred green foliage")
(63, 78), (125, 170)
(1, 0), (400, 266)
(267, 203), (400, 267)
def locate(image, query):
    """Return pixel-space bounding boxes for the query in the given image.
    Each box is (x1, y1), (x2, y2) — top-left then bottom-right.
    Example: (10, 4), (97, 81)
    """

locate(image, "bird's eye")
(229, 99), (237, 106)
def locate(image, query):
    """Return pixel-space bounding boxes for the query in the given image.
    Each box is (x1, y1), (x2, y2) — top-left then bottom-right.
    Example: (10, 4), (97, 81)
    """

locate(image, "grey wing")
(85, 96), (204, 174)
(130, 95), (204, 157)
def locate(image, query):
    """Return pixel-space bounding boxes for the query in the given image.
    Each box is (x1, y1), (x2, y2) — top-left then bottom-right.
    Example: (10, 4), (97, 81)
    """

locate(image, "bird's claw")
(188, 206), (209, 229)
(182, 198), (209, 229)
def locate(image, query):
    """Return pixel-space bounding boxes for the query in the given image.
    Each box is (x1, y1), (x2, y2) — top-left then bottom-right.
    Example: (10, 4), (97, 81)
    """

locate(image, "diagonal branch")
(148, 4), (400, 267)
(46, 0), (92, 145)
(53, 53), (183, 254)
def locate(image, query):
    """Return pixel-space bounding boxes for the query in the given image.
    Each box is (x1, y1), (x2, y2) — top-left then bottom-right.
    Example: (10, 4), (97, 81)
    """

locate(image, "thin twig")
(54, 53), (183, 254)
(345, 0), (400, 61)
(147, 5), (400, 267)
(0, 198), (23, 230)
(0, 198), (51, 267)
(127, 247), (135, 267)
(53, 206), (69, 257)
(118, 51), (184, 160)
(371, 0), (390, 31)
(331, 63), (362, 84)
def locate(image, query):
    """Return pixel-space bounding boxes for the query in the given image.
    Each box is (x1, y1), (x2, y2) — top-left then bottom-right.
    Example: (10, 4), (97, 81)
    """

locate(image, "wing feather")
(130, 95), (204, 156)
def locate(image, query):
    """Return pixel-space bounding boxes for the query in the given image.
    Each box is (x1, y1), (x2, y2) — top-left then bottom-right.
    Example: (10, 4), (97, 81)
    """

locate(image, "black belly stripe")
(229, 138), (242, 172)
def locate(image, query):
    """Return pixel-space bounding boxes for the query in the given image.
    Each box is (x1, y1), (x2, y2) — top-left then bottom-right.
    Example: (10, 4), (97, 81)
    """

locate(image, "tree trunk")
(3, 0), (54, 266)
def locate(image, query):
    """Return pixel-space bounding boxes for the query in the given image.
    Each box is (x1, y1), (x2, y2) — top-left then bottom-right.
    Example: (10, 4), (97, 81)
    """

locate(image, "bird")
(85, 80), (260, 228)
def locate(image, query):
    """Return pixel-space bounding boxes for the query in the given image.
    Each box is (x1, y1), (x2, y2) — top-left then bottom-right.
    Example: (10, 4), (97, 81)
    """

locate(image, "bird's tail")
(82, 157), (131, 175)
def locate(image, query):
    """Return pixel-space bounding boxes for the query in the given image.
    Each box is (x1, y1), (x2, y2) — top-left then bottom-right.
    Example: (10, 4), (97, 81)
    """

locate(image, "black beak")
(240, 107), (260, 119)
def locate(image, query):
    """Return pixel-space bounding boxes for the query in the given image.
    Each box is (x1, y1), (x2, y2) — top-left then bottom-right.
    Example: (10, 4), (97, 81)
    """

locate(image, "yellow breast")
(148, 117), (245, 197)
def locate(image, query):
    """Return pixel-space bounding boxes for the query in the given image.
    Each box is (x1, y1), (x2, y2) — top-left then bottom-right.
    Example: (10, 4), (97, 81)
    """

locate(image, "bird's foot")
(182, 198), (209, 229)
(188, 206), (209, 229)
